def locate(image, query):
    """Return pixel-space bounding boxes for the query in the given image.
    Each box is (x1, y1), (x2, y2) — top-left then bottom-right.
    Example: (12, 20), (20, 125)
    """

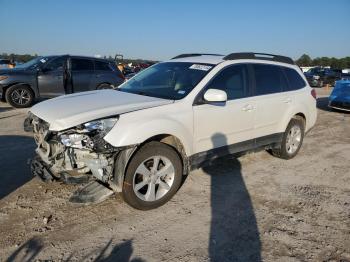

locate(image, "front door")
(193, 64), (256, 156)
(37, 56), (66, 97)
(70, 58), (94, 93)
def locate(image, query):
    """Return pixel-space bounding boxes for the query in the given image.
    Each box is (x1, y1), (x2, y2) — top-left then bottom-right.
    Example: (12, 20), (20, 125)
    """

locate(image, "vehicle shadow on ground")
(317, 97), (332, 112)
(0, 105), (14, 113)
(0, 135), (36, 199)
(202, 133), (261, 261)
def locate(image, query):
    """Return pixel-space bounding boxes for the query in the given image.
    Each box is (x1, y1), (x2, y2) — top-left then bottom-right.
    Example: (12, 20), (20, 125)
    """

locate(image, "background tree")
(296, 54), (312, 66)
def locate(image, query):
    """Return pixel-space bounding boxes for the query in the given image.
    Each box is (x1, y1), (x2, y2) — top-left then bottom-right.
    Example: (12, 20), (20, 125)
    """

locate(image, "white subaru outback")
(25, 53), (317, 210)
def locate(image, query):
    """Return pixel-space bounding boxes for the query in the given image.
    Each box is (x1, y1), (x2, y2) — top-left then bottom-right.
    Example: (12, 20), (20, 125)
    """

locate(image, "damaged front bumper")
(25, 113), (128, 189)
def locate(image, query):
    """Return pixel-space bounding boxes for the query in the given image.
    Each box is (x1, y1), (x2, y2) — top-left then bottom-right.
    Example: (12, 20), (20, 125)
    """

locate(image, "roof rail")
(223, 52), (295, 65)
(171, 53), (223, 59)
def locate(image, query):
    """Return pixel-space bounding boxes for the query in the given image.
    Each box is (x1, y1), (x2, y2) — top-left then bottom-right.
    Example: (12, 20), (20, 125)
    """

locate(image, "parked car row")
(0, 55), (125, 108)
(304, 67), (350, 87)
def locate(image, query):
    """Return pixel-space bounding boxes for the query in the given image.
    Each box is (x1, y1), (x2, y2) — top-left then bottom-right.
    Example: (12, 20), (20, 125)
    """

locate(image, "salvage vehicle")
(0, 55), (125, 108)
(24, 52), (317, 210)
(328, 79), (350, 112)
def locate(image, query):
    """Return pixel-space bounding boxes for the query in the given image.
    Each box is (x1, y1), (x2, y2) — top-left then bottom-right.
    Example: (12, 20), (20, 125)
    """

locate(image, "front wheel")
(272, 117), (305, 159)
(5, 85), (34, 108)
(122, 142), (183, 210)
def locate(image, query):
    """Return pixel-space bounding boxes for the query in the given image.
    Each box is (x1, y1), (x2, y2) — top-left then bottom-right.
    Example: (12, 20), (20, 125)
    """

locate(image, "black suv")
(0, 55), (125, 108)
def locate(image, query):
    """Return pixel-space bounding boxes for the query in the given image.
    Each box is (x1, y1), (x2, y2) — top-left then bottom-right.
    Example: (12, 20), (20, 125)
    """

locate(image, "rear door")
(37, 56), (66, 97)
(193, 64), (256, 155)
(93, 60), (124, 88)
(251, 63), (291, 138)
(70, 57), (94, 93)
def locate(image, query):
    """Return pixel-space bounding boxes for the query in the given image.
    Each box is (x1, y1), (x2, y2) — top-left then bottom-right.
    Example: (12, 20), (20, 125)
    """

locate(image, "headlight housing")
(59, 117), (118, 149)
(83, 118), (118, 133)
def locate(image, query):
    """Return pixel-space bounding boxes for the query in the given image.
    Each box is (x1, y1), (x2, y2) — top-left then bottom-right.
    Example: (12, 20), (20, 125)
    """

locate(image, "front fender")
(104, 117), (194, 156)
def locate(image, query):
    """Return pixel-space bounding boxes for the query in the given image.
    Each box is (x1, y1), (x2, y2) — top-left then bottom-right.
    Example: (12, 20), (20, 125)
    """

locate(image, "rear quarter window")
(94, 60), (113, 71)
(252, 64), (288, 95)
(283, 67), (306, 91)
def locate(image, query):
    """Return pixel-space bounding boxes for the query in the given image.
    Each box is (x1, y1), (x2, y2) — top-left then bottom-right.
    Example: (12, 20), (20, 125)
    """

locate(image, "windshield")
(118, 62), (214, 100)
(15, 57), (50, 69)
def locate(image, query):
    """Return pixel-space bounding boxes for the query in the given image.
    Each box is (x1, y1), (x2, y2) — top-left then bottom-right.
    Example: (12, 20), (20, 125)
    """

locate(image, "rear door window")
(71, 58), (94, 71)
(283, 67), (306, 91)
(252, 64), (287, 95)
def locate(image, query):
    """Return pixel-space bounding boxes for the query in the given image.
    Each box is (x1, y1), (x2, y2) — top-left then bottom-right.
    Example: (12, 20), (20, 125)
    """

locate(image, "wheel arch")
(3, 82), (36, 101)
(279, 108), (307, 133)
(112, 134), (190, 193)
(96, 82), (112, 89)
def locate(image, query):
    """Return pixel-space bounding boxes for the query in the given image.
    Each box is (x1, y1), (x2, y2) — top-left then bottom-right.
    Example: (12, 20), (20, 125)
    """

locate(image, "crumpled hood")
(30, 90), (173, 131)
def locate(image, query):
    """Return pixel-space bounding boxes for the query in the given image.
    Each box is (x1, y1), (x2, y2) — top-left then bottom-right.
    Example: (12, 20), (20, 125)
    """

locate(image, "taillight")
(311, 89), (316, 99)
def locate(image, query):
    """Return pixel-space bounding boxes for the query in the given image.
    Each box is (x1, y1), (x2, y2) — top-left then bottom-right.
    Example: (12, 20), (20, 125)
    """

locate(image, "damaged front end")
(25, 113), (125, 189)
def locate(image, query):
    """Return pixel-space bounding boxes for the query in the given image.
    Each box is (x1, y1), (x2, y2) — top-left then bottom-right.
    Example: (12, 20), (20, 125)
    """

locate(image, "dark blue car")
(328, 80), (350, 112)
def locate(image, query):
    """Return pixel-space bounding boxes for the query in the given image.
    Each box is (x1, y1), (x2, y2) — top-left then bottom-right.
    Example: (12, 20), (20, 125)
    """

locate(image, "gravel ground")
(0, 87), (349, 262)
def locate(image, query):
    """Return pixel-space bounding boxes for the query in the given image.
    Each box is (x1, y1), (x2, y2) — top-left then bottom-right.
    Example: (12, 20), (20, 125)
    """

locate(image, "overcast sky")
(0, 0), (349, 60)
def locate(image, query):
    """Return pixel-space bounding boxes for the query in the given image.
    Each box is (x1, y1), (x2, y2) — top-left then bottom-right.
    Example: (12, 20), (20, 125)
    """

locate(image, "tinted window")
(71, 58), (94, 71)
(206, 64), (249, 100)
(283, 67), (306, 91)
(95, 60), (112, 71)
(253, 64), (287, 95)
(45, 56), (65, 71)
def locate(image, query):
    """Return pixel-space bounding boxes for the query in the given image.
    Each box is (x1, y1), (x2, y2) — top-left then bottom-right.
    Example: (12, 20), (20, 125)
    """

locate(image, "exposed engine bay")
(25, 113), (124, 187)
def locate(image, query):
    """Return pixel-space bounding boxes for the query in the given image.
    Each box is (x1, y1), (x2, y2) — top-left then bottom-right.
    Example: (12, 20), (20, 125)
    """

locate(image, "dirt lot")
(0, 87), (349, 262)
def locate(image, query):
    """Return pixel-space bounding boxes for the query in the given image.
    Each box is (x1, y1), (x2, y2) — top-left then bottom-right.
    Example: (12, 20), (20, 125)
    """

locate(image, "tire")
(5, 85), (34, 108)
(96, 83), (113, 90)
(122, 141), (183, 210)
(272, 117), (305, 160)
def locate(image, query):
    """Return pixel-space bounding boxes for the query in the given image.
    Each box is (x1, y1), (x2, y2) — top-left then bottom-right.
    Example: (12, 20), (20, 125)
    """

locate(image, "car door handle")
(242, 104), (254, 112)
(283, 98), (292, 104)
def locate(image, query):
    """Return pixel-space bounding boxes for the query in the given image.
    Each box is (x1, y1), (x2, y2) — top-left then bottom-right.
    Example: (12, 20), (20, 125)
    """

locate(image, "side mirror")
(203, 89), (227, 103)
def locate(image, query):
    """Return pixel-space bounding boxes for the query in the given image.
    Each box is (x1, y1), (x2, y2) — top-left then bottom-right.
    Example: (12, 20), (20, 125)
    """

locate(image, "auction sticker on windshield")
(189, 64), (212, 71)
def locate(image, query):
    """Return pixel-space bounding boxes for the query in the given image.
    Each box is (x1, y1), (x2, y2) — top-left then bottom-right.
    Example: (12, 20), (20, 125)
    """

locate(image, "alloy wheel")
(133, 155), (175, 202)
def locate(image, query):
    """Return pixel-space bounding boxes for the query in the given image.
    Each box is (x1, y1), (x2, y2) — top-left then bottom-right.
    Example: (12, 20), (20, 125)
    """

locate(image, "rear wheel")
(272, 117), (305, 159)
(5, 85), (34, 108)
(96, 83), (113, 90)
(122, 142), (183, 210)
